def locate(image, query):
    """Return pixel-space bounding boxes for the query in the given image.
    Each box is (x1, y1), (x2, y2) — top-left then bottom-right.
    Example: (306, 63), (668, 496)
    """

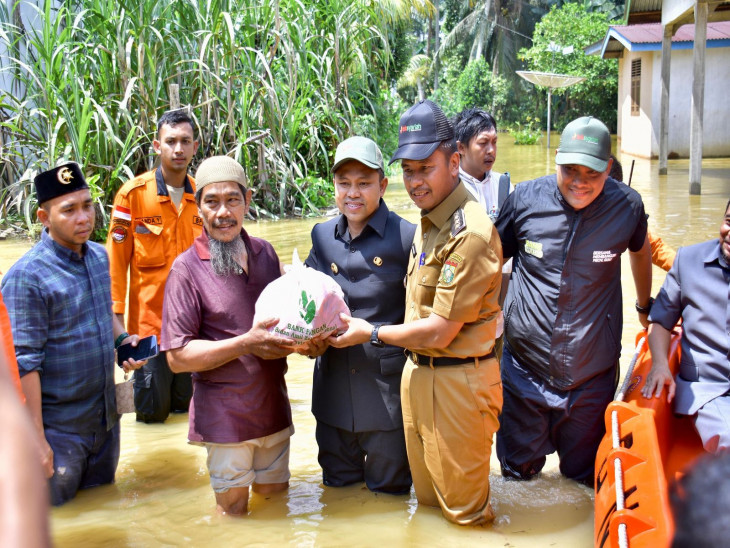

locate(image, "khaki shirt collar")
(423, 179), (471, 228)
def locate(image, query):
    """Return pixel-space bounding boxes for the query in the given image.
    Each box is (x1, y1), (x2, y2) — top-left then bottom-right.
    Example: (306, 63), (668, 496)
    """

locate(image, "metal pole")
(547, 88), (552, 150)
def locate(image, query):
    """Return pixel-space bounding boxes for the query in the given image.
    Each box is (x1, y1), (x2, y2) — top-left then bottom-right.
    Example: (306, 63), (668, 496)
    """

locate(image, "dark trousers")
(496, 343), (618, 485)
(134, 351), (192, 423)
(45, 422), (120, 506)
(315, 421), (411, 495)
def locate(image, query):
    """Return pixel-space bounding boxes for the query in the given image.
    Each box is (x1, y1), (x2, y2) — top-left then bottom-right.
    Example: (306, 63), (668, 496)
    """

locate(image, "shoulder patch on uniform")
(450, 208), (466, 237)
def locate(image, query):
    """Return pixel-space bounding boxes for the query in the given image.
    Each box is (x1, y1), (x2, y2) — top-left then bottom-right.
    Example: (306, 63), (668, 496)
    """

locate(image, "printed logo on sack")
(299, 290), (316, 324)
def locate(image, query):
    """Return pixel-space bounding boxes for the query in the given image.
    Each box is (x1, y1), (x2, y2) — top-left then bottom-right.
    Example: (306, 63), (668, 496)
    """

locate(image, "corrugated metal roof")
(590, 21), (730, 58)
(615, 20), (730, 43)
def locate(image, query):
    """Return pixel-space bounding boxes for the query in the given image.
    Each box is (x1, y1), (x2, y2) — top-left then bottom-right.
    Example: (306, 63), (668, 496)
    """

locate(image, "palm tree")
(398, 54), (432, 101)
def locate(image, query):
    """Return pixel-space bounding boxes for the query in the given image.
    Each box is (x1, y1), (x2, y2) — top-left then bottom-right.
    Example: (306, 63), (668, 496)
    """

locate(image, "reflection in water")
(1, 137), (729, 547)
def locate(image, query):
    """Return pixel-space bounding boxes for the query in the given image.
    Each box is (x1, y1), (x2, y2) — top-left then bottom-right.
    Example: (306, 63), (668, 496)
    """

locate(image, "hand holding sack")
(254, 250), (349, 346)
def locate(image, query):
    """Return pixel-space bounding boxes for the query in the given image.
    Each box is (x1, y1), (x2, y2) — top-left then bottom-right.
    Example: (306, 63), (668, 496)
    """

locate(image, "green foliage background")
(0, 0), (623, 235)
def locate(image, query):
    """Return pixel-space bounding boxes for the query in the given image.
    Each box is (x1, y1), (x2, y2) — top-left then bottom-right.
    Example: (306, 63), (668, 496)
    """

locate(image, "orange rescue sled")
(594, 329), (706, 548)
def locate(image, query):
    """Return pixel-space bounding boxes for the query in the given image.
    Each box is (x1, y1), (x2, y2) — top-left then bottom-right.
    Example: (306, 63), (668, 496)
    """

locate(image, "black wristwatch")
(635, 297), (655, 315)
(370, 324), (384, 348)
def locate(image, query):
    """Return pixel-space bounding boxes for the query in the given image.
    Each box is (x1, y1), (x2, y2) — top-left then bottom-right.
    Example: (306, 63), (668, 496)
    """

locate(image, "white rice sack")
(254, 249), (350, 344)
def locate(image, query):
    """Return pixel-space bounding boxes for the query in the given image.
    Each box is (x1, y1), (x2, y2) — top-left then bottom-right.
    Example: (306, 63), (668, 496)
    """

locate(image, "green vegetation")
(0, 0), (623, 236)
(519, 3), (619, 132)
(510, 116), (542, 145)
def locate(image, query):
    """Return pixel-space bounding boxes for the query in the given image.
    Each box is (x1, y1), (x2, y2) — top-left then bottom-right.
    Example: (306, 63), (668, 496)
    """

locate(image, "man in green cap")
(494, 116), (653, 485)
(304, 136), (416, 494)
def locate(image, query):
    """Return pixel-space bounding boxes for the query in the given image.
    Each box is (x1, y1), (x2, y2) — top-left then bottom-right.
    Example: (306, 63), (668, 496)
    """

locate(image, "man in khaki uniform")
(331, 100), (503, 525)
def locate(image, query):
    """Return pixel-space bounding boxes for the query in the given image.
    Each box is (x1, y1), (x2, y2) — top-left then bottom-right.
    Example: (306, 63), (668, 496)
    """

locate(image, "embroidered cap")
(34, 162), (89, 204)
(555, 116), (612, 173)
(333, 136), (384, 173)
(389, 100), (454, 165)
(195, 155), (247, 192)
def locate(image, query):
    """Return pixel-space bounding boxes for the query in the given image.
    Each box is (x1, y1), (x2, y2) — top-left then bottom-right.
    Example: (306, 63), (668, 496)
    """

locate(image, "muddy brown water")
(2, 136), (728, 547)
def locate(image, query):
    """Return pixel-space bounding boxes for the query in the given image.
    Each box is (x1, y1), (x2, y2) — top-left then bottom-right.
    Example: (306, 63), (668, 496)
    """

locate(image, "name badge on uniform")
(418, 252), (425, 269)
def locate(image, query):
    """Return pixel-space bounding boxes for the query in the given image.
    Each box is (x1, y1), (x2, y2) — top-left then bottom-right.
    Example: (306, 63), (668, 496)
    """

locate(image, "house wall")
(618, 51), (655, 158)
(618, 46), (730, 158)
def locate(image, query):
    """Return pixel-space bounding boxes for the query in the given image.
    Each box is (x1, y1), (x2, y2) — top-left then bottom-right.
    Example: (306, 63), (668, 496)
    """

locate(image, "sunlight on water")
(1, 136), (729, 547)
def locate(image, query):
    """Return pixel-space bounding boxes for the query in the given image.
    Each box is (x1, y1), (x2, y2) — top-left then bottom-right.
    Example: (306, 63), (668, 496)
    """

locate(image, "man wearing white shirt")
(452, 108), (512, 221)
(453, 108), (512, 361)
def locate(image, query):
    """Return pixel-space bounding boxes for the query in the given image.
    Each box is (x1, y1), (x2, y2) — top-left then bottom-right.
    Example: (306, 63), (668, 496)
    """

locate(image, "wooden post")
(689, 2), (707, 195)
(659, 26), (672, 176)
(169, 84), (180, 110)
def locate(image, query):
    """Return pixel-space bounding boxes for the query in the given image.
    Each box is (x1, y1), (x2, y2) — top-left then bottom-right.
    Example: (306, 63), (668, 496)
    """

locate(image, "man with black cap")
(1, 163), (145, 505)
(494, 116), (652, 486)
(304, 136), (415, 495)
(331, 101), (504, 525)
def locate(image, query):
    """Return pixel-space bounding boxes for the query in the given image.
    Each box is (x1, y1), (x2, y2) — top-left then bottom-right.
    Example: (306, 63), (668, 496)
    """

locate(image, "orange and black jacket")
(106, 169), (203, 338)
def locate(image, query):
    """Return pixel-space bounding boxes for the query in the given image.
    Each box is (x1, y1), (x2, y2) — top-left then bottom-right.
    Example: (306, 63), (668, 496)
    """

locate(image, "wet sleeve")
(432, 230), (502, 323)
(106, 189), (135, 316)
(495, 190), (518, 259)
(160, 263), (202, 352)
(648, 247), (683, 330)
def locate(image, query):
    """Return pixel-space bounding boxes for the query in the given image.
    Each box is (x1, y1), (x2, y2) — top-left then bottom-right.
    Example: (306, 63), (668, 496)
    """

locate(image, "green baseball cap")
(555, 116), (611, 172)
(333, 136), (384, 173)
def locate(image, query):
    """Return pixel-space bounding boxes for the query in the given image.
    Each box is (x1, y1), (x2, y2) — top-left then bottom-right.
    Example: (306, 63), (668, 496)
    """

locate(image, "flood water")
(1, 135), (729, 547)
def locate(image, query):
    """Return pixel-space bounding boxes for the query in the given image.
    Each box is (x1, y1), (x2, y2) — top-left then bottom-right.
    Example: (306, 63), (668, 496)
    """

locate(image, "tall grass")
(0, 0), (408, 230)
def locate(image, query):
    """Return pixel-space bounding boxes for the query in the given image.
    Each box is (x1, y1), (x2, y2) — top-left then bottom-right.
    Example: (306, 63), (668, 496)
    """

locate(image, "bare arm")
(641, 322), (675, 402)
(167, 318), (297, 373)
(629, 235), (653, 328)
(329, 313), (463, 351)
(19, 372), (53, 478)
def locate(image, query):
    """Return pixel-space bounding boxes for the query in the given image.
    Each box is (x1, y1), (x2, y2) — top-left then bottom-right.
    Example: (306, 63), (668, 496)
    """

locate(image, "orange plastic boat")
(594, 329), (707, 548)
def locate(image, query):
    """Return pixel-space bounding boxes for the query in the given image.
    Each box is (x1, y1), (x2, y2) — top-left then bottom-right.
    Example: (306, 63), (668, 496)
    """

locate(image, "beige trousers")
(401, 357), (503, 525)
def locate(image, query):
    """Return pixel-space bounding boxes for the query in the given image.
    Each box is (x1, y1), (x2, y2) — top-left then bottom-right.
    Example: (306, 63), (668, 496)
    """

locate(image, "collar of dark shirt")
(704, 240), (730, 269)
(40, 228), (87, 261)
(193, 227), (261, 261)
(334, 198), (389, 241)
(422, 179), (471, 229)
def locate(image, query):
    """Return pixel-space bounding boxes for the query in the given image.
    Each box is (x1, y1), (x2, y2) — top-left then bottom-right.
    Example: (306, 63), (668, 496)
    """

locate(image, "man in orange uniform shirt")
(107, 109), (202, 423)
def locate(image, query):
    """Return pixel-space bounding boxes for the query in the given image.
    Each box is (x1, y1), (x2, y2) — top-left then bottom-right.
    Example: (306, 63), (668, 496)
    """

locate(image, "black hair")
(157, 109), (195, 137)
(452, 108), (497, 146)
(438, 138), (458, 157)
(609, 154), (623, 182)
(671, 452), (730, 548)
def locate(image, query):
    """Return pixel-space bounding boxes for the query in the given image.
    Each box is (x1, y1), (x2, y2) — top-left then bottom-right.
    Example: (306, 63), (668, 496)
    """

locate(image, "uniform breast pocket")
(415, 265), (440, 311)
(134, 228), (165, 268)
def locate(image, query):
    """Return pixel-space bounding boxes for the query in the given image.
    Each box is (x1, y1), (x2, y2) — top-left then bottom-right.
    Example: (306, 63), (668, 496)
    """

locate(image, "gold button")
(373, 256), (382, 266)
(331, 263), (339, 275)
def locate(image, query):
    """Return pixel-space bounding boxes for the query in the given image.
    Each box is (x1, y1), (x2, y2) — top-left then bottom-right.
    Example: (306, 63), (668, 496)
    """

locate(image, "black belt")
(407, 350), (495, 367)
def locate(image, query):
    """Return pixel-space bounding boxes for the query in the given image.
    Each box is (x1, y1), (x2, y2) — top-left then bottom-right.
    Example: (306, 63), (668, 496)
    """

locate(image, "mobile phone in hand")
(117, 335), (158, 367)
